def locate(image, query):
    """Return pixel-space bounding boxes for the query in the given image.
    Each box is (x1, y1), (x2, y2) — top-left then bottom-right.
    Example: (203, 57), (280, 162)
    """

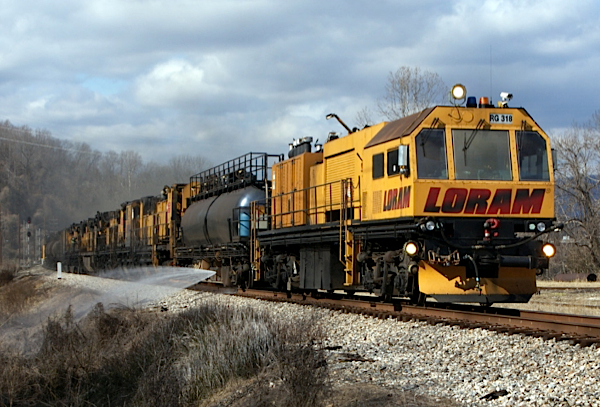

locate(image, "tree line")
(0, 121), (210, 264)
(553, 112), (600, 276)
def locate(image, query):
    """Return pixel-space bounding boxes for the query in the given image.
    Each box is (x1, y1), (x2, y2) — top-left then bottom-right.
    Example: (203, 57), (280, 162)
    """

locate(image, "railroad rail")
(537, 286), (600, 291)
(229, 288), (600, 347)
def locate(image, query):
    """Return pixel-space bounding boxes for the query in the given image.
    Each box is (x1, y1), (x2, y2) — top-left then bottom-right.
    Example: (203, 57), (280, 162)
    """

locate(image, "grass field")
(490, 279), (600, 316)
(537, 280), (600, 289)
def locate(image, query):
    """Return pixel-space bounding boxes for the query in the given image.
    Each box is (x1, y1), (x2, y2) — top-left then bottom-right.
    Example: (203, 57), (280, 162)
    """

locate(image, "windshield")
(517, 131), (550, 181)
(452, 129), (512, 180)
(415, 129), (448, 179)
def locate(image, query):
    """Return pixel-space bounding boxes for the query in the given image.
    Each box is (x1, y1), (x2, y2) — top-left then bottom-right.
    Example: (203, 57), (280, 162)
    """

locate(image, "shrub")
(0, 273), (37, 318)
(0, 270), (14, 287)
(0, 263), (19, 285)
(0, 299), (328, 407)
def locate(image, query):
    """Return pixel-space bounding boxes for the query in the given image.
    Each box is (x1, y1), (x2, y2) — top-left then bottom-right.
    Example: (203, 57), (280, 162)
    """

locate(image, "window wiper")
(463, 119), (486, 151)
(419, 118), (440, 157)
(462, 119), (486, 165)
(517, 120), (527, 157)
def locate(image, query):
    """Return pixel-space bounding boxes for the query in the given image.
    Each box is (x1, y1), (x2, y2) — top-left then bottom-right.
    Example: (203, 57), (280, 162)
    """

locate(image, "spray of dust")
(0, 266), (215, 355)
(72, 266), (216, 318)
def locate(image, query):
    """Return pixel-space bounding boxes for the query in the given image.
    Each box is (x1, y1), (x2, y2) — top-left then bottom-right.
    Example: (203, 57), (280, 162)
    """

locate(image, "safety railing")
(269, 178), (360, 229)
(189, 153), (281, 201)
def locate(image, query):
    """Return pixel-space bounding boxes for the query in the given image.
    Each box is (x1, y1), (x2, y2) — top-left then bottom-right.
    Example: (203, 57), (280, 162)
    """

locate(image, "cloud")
(0, 0), (599, 166)
(135, 59), (212, 107)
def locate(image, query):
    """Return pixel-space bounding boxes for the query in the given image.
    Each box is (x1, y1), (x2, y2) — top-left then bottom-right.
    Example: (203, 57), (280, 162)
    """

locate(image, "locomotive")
(46, 84), (560, 305)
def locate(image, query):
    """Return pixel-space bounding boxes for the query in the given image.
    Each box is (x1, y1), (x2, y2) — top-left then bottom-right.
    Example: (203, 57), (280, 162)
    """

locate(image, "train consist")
(46, 85), (560, 304)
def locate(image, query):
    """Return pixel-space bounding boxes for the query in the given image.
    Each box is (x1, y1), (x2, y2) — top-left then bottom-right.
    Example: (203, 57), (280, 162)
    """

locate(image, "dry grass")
(0, 274), (38, 319)
(537, 280), (600, 289)
(0, 299), (328, 407)
(0, 263), (18, 287)
(490, 281), (600, 316)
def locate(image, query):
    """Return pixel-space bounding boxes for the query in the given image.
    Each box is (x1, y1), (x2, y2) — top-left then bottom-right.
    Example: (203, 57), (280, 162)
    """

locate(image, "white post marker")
(57, 262), (62, 279)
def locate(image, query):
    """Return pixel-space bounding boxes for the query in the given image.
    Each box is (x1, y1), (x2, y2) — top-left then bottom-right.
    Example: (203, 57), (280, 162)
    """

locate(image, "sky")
(1, 0), (599, 166)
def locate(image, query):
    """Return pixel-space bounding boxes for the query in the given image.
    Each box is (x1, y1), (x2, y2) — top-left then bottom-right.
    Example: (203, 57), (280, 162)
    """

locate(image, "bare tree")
(354, 106), (376, 129)
(553, 115), (600, 274)
(118, 150), (143, 196)
(168, 154), (212, 183)
(0, 119), (214, 264)
(377, 66), (446, 120)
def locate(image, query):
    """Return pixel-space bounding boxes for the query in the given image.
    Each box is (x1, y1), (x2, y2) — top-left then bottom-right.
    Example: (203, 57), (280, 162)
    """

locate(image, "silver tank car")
(181, 186), (264, 247)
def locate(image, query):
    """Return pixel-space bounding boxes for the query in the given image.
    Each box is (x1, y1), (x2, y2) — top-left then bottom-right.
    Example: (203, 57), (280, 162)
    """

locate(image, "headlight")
(537, 222), (546, 232)
(542, 243), (556, 258)
(451, 84), (466, 101)
(419, 219), (437, 232)
(404, 241), (419, 256)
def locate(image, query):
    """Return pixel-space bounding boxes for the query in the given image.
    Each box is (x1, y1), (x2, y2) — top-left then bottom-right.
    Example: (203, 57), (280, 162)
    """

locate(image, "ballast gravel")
(35, 271), (600, 406)
(152, 289), (600, 407)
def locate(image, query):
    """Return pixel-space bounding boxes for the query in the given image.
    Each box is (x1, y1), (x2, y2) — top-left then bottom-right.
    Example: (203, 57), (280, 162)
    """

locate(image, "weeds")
(0, 270), (13, 286)
(258, 315), (328, 407)
(0, 264), (17, 287)
(0, 272), (37, 318)
(0, 300), (328, 407)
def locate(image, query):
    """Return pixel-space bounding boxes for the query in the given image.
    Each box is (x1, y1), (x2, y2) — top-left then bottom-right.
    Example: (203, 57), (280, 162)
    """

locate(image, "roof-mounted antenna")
(490, 45), (493, 101)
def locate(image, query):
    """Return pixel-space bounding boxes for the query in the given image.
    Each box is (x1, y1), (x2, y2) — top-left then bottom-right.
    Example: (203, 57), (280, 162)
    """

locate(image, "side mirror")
(398, 145), (409, 176)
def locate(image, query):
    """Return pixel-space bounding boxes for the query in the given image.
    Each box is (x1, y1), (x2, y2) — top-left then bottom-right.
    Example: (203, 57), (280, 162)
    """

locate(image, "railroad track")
(229, 288), (600, 347)
(537, 286), (600, 291)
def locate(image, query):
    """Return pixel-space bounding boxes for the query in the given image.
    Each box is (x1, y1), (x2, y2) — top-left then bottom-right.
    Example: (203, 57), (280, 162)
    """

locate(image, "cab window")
(416, 129), (448, 179)
(372, 153), (384, 179)
(387, 149), (399, 176)
(517, 131), (550, 181)
(453, 129), (511, 180)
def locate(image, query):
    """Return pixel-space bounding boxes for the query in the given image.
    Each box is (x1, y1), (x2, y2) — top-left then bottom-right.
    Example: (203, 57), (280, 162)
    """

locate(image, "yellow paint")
(418, 262), (537, 296)
(272, 152), (323, 228)
(359, 106), (554, 221)
(264, 105), (554, 299)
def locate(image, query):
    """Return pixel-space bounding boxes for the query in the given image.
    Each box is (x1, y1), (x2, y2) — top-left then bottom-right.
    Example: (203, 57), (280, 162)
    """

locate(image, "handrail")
(189, 153), (281, 200)
(268, 178), (360, 229)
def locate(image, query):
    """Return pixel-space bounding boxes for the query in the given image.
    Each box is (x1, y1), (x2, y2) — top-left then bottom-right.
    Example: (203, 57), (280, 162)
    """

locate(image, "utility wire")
(0, 124), (101, 156)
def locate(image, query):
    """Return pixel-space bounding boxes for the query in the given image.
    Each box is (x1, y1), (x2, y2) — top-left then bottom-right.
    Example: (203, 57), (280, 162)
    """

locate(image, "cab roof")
(364, 107), (435, 149)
